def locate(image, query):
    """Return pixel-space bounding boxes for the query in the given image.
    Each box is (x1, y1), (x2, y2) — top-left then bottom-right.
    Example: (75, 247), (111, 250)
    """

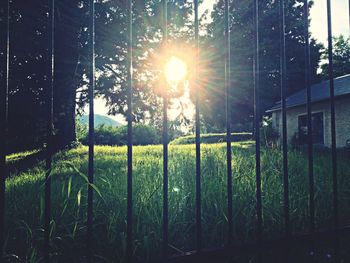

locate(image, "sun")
(164, 56), (188, 86)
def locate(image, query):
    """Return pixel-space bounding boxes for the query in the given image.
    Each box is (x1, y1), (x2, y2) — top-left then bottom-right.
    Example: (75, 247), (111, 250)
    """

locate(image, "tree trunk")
(52, 1), (82, 149)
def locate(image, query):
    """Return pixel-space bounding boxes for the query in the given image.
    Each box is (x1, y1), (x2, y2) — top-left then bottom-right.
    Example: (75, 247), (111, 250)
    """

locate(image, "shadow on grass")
(6, 149), (46, 177)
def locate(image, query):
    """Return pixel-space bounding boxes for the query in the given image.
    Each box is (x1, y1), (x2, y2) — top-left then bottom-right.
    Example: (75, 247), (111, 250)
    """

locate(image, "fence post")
(44, 0), (55, 261)
(0, 0), (10, 261)
(279, 0), (290, 238)
(126, 0), (133, 262)
(326, 0), (339, 261)
(224, 0), (233, 247)
(162, 0), (169, 259)
(253, 0), (263, 260)
(193, 0), (202, 253)
(303, 0), (316, 260)
(87, 0), (95, 261)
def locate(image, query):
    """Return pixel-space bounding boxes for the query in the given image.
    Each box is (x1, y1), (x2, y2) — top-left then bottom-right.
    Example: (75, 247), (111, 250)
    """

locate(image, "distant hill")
(79, 114), (122, 127)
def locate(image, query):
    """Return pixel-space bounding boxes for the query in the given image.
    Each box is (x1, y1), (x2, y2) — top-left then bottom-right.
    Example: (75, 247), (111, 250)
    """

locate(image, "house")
(267, 74), (350, 148)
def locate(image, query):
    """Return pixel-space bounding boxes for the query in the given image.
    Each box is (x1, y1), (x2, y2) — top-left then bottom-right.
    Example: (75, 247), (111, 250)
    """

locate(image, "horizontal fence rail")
(0, 0), (349, 262)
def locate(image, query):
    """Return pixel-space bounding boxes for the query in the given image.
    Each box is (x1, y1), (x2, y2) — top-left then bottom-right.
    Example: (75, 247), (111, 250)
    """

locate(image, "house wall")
(271, 96), (350, 147)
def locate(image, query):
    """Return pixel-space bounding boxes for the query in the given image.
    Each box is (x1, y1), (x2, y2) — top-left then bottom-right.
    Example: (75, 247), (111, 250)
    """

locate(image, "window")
(298, 112), (324, 145)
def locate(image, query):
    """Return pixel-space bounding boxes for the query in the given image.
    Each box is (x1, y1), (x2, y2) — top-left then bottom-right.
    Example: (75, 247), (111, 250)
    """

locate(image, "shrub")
(290, 132), (301, 149)
(260, 117), (279, 148)
(76, 117), (88, 142)
(79, 124), (160, 146)
(133, 124), (161, 145)
(346, 138), (350, 148)
(170, 132), (252, 145)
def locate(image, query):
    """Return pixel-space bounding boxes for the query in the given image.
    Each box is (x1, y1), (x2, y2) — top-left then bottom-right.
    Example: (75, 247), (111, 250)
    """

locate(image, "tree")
(91, 0), (194, 125)
(53, 0), (88, 148)
(1, 1), (52, 152)
(320, 35), (350, 79)
(201, 0), (322, 132)
(1, 0), (193, 152)
(0, 0), (87, 152)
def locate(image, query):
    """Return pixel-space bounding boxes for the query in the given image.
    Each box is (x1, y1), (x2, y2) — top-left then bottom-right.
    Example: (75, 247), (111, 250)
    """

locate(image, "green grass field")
(4, 143), (350, 262)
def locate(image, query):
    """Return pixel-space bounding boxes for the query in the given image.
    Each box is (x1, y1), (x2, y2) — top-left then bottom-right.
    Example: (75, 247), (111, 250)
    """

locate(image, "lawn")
(4, 142), (350, 262)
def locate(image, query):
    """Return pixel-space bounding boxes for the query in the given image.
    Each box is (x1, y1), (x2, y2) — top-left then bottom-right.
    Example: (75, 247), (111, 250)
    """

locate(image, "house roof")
(267, 74), (350, 113)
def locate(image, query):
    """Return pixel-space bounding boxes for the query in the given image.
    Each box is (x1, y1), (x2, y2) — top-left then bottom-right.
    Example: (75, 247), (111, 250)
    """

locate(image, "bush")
(260, 117), (279, 148)
(346, 138), (350, 148)
(133, 124), (160, 145)
(80, 124), (160, 146)
(76, 117), (88, 142)
(170, 132), (252, 145)
(290, 132), (301, 149)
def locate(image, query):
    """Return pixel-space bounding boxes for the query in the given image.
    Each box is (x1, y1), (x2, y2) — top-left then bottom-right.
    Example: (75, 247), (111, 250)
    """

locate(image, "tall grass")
(4, 143), (350, 262)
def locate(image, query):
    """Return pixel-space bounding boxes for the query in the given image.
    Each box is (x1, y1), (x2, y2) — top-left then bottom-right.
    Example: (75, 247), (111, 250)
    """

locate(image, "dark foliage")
(0, 0), (193, 152)
(0, 0), (87, 153)
(321, 35), (350, 79)
(201, 0), (322, 132)
(1, 0), (325, 152)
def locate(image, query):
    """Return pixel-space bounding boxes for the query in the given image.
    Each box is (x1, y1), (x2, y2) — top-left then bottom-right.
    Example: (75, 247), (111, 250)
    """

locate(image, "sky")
(310, 0), (349, 43)
(92, 0), (350, 123)
(200, 0), (350, 43)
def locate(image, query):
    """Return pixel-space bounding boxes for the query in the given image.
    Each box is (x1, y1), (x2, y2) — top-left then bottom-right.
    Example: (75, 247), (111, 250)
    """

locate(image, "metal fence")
(0, 0), (349, 262)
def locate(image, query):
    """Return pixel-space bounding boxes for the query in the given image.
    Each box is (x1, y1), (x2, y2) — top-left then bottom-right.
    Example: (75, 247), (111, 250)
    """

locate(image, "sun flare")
(164, 56), (187, 86)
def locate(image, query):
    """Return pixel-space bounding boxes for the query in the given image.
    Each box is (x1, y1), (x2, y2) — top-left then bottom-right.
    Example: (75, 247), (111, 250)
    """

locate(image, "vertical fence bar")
(0, 0), (10, 261)
(87, 0), (95, 261)
(326, 0), (338, 232)
(326, 0), (339, 261)
(44, 0), (55, 261)
(162, 0), (169, 259)
(126, 0), (133, 261)
(279, 0), (290, 238)
(194, 0), (202, 253)
(303, 0), (315, 254)
(224, 0), (233, 246)
(253, 0), (262, 248)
